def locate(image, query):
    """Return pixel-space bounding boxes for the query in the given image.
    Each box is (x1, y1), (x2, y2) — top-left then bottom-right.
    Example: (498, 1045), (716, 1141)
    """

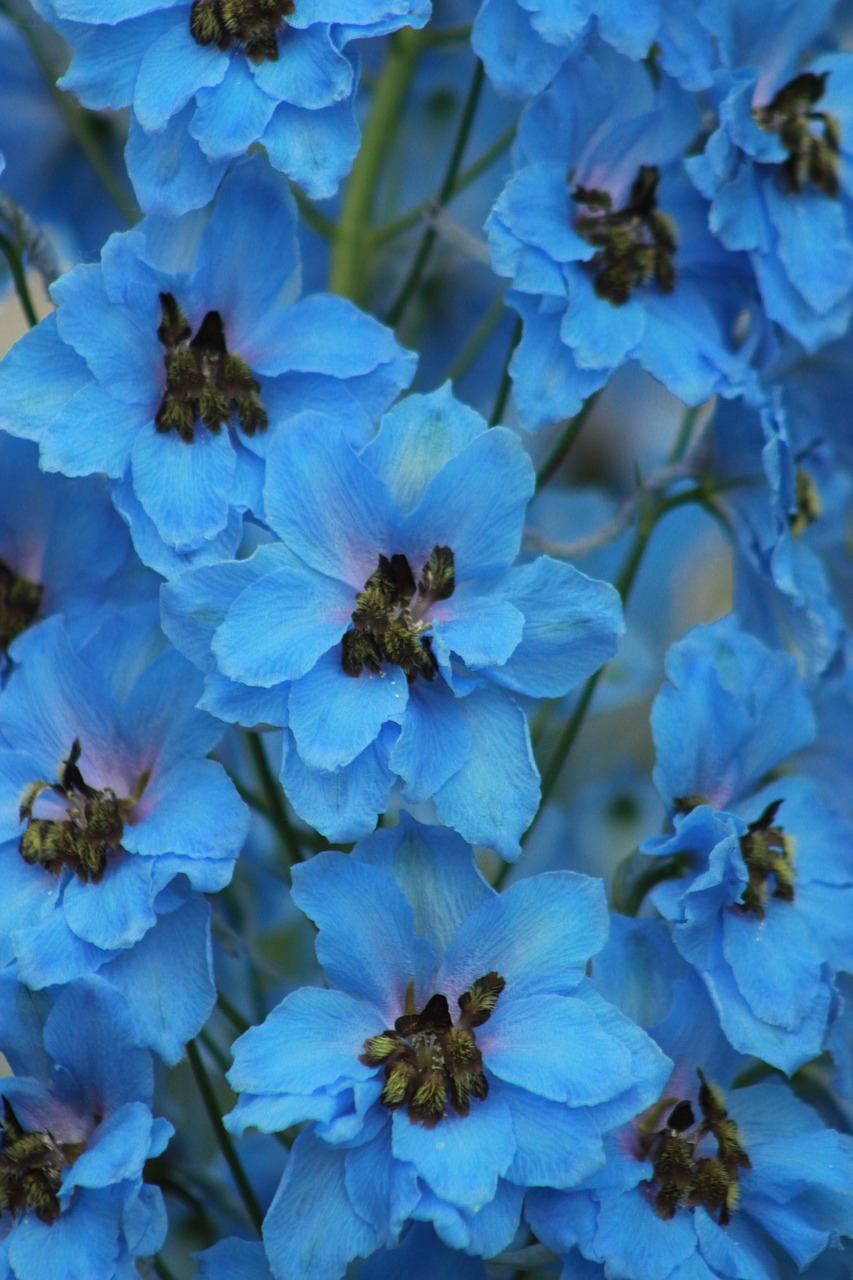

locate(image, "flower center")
(190, 0), (295, 63)
(341, 545), (455, 683)
(361, 972), (505, 1128)
(0, 558), (42, 654)
(155, 292), (268, 444)
(790, 468), (822, 537)
(754, 71), (841, 198)
(0, 1097), (86, 1226)
(573, 166), (677, 306)
(19, 739), (149, 885)
(639, 1071), (751, 1226)
(738, 799), (796, 919)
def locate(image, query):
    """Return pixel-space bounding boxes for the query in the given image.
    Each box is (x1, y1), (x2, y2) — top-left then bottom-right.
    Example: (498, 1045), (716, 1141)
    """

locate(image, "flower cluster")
(0, 0), (852, 1278)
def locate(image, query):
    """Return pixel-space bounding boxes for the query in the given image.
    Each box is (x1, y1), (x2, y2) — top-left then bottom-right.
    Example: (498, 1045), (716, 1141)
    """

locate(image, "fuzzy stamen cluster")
(641, 1071), (751, 1226)
(190, 0), (295, 63)
(573, 166), (677, 305)
(0, 1097), (86, 1226)
(341, 545), (455, 682)
(19, 739), (149, 884)
(790, 468), (822, 537)
(754, 72), (841, 199)
(0, 558), (42, 654)
(155, 292), (268, 444)
(361, 972), (505, 1128)
(738, 799), (796, 919)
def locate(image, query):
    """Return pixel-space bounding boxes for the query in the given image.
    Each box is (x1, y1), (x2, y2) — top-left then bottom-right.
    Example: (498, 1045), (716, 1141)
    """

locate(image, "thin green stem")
(386, 58), (486, 327)
(535, 393), (600, 489)
(290, 184), (335, 241)
(424, 22), (472, 45)
(372, 122), (517, 248)
(489, 314), (522, 425)
(442, 292), (506, 386)
(217, 991), (251, 1036)
(154, 1256), (178, 1280)
(246, 730), (302, 865)
(667, 403), (703, 465)
(186, 1040), (264, 1234)
(330, 27), (424, 302)
(199, 1027), (230, 1073)
(0, 231), (38, 328)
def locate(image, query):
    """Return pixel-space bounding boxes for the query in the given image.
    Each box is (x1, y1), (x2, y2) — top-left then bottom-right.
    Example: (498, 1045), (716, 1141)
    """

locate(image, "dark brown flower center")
(155, 292), (268, 444)
(573, 165), (677, 306)
(361, 972), (505, 1128)
(639, 1071), (751, 1226)
(737, 799), (796, 919)
(190, 0), (295, 63)
(0, 558), (42, 655)
(754, 71), (841, 198)
(19, 739), (149, 885)
(341, 546), (455, 683)
(0, 1097), (86, 1226)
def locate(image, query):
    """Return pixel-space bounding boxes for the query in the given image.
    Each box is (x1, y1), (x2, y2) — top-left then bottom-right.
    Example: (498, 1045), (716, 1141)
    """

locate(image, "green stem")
(0, 231), (38, 328)
(246, 730), (302, 865)
(668, 403), (703, 465)
(290, 184), (335, 241)
(217, 991), (251, 1036)
(442, 292), (506, 386)
(424, 23), (472, 45)
(386, 58), (486, 327)
(489, 314), (522, 426)
(330, 27), (424, 302)
(154, 1256), (178, 1280)
(612, 852), (687, 917)
(186, 1040), (264, 1234)
(535, 393), (600, 489)
(372, 122), (517, 248)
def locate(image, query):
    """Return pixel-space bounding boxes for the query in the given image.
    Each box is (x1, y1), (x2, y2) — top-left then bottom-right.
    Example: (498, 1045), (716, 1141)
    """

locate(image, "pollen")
(189, 0), (295, 64)
(573, 166), (677, 306)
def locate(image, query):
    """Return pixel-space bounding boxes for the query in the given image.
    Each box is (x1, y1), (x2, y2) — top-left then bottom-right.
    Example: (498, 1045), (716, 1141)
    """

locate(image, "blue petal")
(263, 1130), (381, 1280)
(387, 679), (472, 805)
(41, 385), (149, 480)
(0, 313), (90, 443)
(131, 419), (236, 550)
(133, 16), (227, 130)
(392, 1091), (515, 1208)
(63, 855), (157, 951)
(496, 1078), (605, 1189)
(213, 561), (352, 687)
(124, 758), (248, 862)
(261, 96), (360, 201)
(8, 1186), (122, 1280)
(433, 685), (539, 859)
(291, 851), (428, 1023)
(252, 25), (353, 108)
(289, 649), (408, 771)
(189, 58), (277, 160)
(280, 728), (395, 843)
(126, 108), (228, 216)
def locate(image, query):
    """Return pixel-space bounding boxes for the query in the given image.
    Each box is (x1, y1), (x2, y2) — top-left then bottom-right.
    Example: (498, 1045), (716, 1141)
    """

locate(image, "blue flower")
(472, 0), (659, 98)
(487, 49), (761, 429)
(641, 617), (853, 1072)
(224, 817), (670, 1279)
(527, 915), (853, 1280)
(686, 1), (853, 350)
(0, 609), (249, 1061)
(710, 390), (845, 685)
(29, 0), (430, 211)
(0, 433), (156, 674)
(0, 972), (172, 1280)
(161, 383), (623, 856)
(0, 157), (415, 576)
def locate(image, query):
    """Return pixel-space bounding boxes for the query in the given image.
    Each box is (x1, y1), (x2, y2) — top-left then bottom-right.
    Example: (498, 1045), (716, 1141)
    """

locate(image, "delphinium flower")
(639, 617), (853, 1072)
(0, 972), (172, 1280)
(161, 383), (624, 856)
(224, 817), (671, 1279)
(486, 46), (761, 429)
(0, 608), (249, 1062)
(686, 0), (853, 350)
(527, 914), (853, 1280)
(0, 433), (156, 675)
(0, 157), (415, 576)
(708, 390), (846, 686)
(27, 0), (431, 212)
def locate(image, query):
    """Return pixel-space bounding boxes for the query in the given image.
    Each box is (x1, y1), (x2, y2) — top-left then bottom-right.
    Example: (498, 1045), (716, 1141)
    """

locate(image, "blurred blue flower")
(0, 608), (249, 1061)
(0, 972), (172, 1280)
(225, 817), (670, 1279)
(162, 384), (623, 856)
